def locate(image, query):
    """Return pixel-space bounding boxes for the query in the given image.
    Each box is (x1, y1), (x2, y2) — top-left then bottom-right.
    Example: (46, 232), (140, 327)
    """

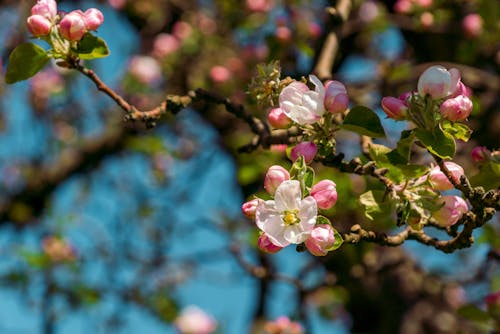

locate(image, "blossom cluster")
(27, 0), (104, 41)
(242, 164), (340, 256)
(381, 65), (473, 124)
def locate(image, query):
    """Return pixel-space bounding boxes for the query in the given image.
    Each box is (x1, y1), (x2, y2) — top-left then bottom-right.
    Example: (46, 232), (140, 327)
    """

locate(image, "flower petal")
(255, 200), (279, 230)
(274, 180), (302, 212)
(283, 225), (309, 244)
(298, 196), (317, 232)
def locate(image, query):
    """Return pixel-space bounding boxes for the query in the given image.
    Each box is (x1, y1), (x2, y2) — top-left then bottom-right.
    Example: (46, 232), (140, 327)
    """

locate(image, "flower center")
(282, 210), (300, 226)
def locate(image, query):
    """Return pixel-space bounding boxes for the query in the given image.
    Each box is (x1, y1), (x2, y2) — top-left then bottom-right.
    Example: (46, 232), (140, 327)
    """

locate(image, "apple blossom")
(462, 14), (483, 38)
(279, 75), (325, 125)
(427, 162), (464, 191)
(471, 146), (490, 163)
(128, 56), (162, 84)
(172, 21), (193, 40)
(324, 80), (349, 114)
(264, 316), (303, 334)
(84, 8), (104, 31)
(256, 180), (317, 247)
(257, 233), (283, 253)
(31, 0), (57, 21)
(305, 224), (336, 256)
(310, 180), (337, 210)
(432, 195), (468, 227)
(417, 65), (461, 99)
(440, 95), (473, 121)
(209, 65), (231, 83)
(381, 96), (408, 120)
(59, 10), (87, 41)
(268, 107), (292, 129)
(241, 198), (262, 219)
(246, 0), (274, 12)
(174, 306), (217, 334)
(290, 142), (317, 163)
(264, 165), (290, 195)
(153, 33), (181, 58)
(27, 15), (52, 37)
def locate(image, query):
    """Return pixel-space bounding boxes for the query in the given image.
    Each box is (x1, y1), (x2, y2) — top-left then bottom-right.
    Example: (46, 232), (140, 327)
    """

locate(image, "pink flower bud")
(172, 21), (193, 40)
(381, 96), (408, 120)
(59, 10), (87, 41)
(428, 162), (464, 191)
(471, 146), (490, 163)
(246, 0), (274, 12)
(394, 0), (412, 14)
(31, 0), (57, 21)
(241, 199), (261, 219)
(264, 165), (290, 195)
(311, 180), (337, 210)
(153, 33), (181, 58)
(462, 14), (483, 38)
(84, 8), (104, 31)
(420, 12), (434, 28)
(305, 224), (336, 256)
(432, 195), (468, 227)
(209, 65), (231, 83)
(418, 65), (461, 99)
(258, 233), (283, 253)
(268, 107), (292, 129)
(399, 91), (412, 104)
(290, 142), (317, 163)
(275, 26), (292, 42)
(128, 55), (162, 84)
(450, 81), (472, 98)
(440, 95), (473, 121)
(27, 15), (52, 36)
(174, 306), (217, 334)
(324, 80), (349, 114)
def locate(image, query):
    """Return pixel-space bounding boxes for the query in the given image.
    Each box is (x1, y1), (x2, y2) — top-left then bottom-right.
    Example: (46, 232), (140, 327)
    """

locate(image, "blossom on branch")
(279, 75), (325, 125)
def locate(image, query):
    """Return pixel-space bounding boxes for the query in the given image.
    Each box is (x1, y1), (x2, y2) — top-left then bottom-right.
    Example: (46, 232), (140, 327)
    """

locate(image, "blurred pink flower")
(209, 66), (231, 83)
(128, 55), (162, 84)
(153, 33), (181, 58)
(174, 306), (217, 334)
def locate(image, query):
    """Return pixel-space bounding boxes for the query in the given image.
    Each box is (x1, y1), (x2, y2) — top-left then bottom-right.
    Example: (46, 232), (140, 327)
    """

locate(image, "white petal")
(283, 225), (310, 244)
(309, 75), (325, 98)
(261, 216), (290, 247)
(255, 200), (279, 230)
(298, 196), (317, 233)
(274, 180), (302, 212)
(288, 105), (320, 125)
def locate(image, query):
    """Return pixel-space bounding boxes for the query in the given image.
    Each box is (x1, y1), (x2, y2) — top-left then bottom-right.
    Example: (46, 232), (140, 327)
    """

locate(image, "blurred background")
(0, 0), (499, 333)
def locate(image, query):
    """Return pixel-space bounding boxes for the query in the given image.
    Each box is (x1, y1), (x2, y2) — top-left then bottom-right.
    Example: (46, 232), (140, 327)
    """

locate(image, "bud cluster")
(26, 0), (104, 43)
(381, 65), (473, 125)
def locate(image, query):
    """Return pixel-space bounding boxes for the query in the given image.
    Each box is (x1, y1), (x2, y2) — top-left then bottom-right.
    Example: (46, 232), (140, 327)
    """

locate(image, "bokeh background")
(0, 0), (499, 333)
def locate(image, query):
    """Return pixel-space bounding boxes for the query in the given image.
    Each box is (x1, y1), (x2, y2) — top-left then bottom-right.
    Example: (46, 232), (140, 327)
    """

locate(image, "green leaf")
(326, 228), (343, 251)
(341, 106), (386, 138)
(359, 190), (393, 220)
(457, 305), (492, 323)
(5, 43), (50, 84)
(470, 162), (500, 190)
(387, 130), (415, 164)
(415, 125), (455, 159)
(442, 121), (472, 142)
(316, 215), (331, 226)
(75, 33), (110, 59)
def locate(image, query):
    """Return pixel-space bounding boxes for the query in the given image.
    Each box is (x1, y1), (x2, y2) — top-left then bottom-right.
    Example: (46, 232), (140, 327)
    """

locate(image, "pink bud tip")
(258, 233), (283, 253)
(471, 146), (490, 163)
(290, 142), (317, 163)
(305, 224), (336, 256)
(440, 95), (473, 122)
(241, 199), (261, 219)
(432, 195), (468, 227)
(31, 0), (57, 21)
(264, 165), (290, 195)
(311, 180), (338, 210)
(84, 8), (104, 31)
(381, 96), (407, 120)
(27, 15), (52, 36)
(428, 162), (464, 191)
(59, 10), (88, 41)
(268, 108), (292, 129)
(324, 80), (348, 113)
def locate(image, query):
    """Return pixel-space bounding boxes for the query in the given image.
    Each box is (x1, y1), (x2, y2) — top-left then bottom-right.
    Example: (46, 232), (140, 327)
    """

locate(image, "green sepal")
(326, 228), (343, 251)
(442, 121), (472, 142)
(341, 106), (386, 138)
(5, 43), (50, 84)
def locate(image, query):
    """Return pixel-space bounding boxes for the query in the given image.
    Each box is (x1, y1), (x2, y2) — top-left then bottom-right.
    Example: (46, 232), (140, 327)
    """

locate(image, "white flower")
(417, 65), (460, 99)
(279, 75), (325, 125)
(256, 180), (317, 247)
(174, 306), (217, 334)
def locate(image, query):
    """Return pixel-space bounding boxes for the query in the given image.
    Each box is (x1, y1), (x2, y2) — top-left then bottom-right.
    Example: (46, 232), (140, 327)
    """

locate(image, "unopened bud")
(381, 96), (408, 120)
(471, 146), (490, 163)
(59, 10), (87, 41)
(428, 162), (464, 191)
(31, 0), (57, 21)
(305, 224), (336, 256)
(241, 198), (261, 219)
(440, 95), (473, 121)
(84, 8), (104, 31)
(324, 80), (349, 113)
(311, 180), (337, 210)
(290, 142), (317, 163)
(418, 65), (461, 99)
(258, 233), (283, 253)
(264, 165), (290, 195)
(268, 107), (292, 129)
(27, 15), (51, 36)
(432, 195), (468, 227)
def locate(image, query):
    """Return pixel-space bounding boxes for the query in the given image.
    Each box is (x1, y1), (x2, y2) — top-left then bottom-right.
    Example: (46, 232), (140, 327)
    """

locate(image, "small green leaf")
(75, 33), (110, 59)
(457, 305), (492, 322)
(442, 121), (472, 142)
(5, 43), (50, 83)
(359, 190), (393, 220)
(341, 106), (386, 138)
(316, 215), (331, 226)
(415, 125), (455, 159)
(326, 228), (343, 251)
(388, 130), (415, 164)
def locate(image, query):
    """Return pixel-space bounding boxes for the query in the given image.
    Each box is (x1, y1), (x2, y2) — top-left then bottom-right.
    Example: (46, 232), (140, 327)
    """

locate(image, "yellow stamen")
(283, 210), (300, 226)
